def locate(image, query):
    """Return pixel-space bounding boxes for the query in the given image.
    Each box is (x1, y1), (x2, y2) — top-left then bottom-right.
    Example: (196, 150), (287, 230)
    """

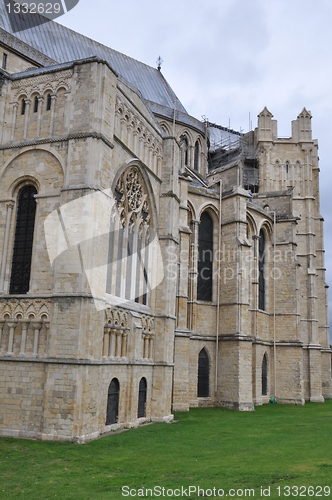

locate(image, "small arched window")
(180, 135), (189, 167)
(197, 348), (209, 397)
(194, 141), (199, 171)
(46, 93), (52, 111)
(21, 98), (26, 115)
(262, 354), (267, 396)
(259, 229), (265, 311)
(137, 377), (147, 418)
(197, 212), (213, 301)
(10, 186), (37, 295)
(285, 162), (289, 174)
(106, 378), (120, 425)
(34, 96), (38, 113)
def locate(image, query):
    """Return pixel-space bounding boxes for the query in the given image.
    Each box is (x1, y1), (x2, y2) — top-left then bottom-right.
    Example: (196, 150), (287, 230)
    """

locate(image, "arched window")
(259, 229), (265, 311)
(137, 377), (147, 418)
(180, 135), (189, 167)
(10, 186), (37, 295)
(194, 141), (199, 171)
(34, 96), (38, 113)
(21, 98), (26, 115)
(106, 378), (120, 425)
(262, 354), (267, 396)
(197, 348), (209, 397)
(197, 212), (213, 301)
(46, 93), (52, 111)
(106, 167), (152, 305)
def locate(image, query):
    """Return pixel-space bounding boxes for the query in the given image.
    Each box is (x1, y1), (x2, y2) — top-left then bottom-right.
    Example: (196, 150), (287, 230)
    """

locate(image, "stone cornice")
(0, 28), (56, 67)
(0, 132), (114, 151)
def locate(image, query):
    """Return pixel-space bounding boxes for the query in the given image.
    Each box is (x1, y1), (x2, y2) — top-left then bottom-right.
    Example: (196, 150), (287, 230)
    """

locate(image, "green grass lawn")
(1, 401), (332, 499)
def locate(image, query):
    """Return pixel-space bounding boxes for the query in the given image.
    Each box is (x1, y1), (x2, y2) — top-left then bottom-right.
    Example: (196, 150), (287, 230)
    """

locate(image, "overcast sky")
(59, 0), (332, 340)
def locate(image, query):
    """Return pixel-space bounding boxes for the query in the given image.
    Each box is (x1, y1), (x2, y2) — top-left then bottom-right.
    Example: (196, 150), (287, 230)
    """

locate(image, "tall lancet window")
(10, 186), (37, 294)
(197, 212), (213, 301)
(180, 135), (189, 167)
(259, 229), (266, 311)
(194, 141), (199, 171)
(106, 167), (151, 305)
(262, 354), (267, 396)
(197, 348), (209, 397)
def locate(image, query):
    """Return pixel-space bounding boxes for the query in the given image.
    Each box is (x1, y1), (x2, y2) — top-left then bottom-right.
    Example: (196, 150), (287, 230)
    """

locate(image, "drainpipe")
(270, 210), (277, 400)
(216, 180), (222, 396)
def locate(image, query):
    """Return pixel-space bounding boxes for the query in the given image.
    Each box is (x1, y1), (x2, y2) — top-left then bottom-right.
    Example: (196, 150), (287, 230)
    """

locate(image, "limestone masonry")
(0, 8), (330, 442)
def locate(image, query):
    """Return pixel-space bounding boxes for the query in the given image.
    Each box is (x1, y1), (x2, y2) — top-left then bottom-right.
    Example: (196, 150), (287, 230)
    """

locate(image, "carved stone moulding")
(0, 298), (51, 321)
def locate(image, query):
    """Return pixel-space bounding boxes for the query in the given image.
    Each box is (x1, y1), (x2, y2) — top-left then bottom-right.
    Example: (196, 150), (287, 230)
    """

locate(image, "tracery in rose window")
(106, 167), (152, 305)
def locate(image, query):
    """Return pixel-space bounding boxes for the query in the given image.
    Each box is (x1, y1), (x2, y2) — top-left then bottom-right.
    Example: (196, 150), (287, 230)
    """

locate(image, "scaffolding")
(207, 123), (259, 193)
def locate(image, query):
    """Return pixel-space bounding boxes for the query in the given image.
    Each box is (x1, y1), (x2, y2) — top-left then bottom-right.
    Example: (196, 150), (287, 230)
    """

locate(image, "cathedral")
(0, 5), (330, 442)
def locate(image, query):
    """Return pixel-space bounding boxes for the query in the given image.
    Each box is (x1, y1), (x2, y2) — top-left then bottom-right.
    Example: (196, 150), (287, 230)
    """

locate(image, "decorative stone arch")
(258, 219), (273, 242)
(197, 347), (210, 398)
(178, 128), (194, 145)
(197, 202), (219, 222)
(187, 200), (197, 222)
(246, 211), (258, 238)
(2, 146), (65, 196)
(9, 175), (40, 199)
(42, 85), (55, 97)
(112, 159), (159, 227)
(14, 91), (28, 102)
(55, 82), (71, 93)
(159, 121), (171, 135)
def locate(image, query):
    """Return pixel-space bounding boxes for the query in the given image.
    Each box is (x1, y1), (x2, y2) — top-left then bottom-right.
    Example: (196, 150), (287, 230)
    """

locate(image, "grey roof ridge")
(7, 55), (117, 79)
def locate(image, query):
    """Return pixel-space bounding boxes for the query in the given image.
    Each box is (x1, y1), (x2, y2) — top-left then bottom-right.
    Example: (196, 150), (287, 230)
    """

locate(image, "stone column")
(23, 99), (31, 140)
(0, 202), (14, 293)
(6, 321), (16, 355)
(10, 101), (18, 142)
(127, 123), (133, 150)
(63, 92), (70, 132)
(121, 332), (128, 357)
(149, 336), (154, 360)
(36, 96), (44, 138)
(49, 94), (57, 136)
(0, 319), (5, 348)
(139, 136), (144, 160)
(115, 331), (122, 357)
(120, 118), (126, 143)
(19, 321), (29, 356)
(110, 329), (116, 357)
(32, 321), (42, 357)
(103, 327), (110, 357)
(143, 335), (149, 359)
